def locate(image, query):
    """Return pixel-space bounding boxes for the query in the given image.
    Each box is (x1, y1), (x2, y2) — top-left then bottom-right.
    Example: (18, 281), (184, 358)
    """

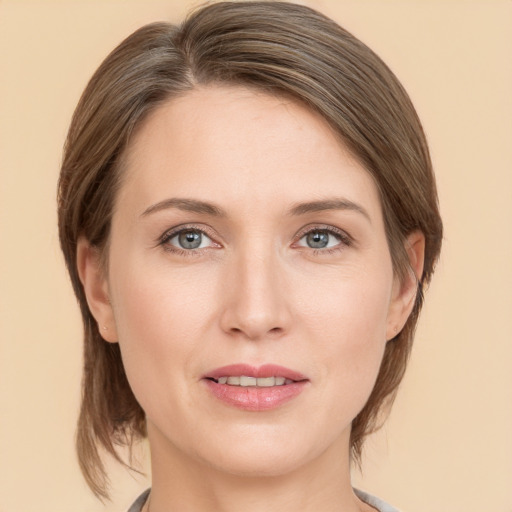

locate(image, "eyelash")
(294, 224), (353, 255)
(158, 224), (353, 256)
(159, 224), (219, 257)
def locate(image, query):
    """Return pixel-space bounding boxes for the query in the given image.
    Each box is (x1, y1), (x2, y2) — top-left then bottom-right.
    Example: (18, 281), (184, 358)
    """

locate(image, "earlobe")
(386, 231), (425, 340)
(76, 237), (118, 343)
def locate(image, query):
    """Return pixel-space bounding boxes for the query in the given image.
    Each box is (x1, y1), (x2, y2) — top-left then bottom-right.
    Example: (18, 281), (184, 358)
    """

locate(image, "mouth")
(208, 376), (295, 387)
(202, 364), (309, 411)
(203, 363), (307, 385)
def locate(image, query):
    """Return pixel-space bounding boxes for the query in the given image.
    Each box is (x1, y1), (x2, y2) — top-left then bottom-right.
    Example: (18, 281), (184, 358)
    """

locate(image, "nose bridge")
(220, 239), (290, 340)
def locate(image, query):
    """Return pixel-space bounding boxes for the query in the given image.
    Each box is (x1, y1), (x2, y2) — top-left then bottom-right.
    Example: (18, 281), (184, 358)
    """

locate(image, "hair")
(58, 0), (442, 500)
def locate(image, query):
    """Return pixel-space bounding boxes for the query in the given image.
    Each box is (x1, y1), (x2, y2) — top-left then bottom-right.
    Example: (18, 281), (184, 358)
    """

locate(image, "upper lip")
(203, 364), (308, 382)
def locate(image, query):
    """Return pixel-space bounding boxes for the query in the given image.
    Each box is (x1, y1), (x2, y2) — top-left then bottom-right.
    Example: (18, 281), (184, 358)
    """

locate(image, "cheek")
(111, 247), (216, 337)
(299, 262), (392, 345)
(107, 258), (218, 411)
(298, 266), (392, 407)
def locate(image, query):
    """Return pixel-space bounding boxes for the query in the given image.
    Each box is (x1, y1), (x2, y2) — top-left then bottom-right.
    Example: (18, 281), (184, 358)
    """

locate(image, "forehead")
(117, 85), (382, 220)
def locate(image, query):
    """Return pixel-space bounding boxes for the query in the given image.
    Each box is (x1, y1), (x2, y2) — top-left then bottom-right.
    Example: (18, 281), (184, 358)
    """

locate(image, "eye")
(164, 228), (215, 250)
(299, 230), (339, 249)
(296, 227), (349, 250)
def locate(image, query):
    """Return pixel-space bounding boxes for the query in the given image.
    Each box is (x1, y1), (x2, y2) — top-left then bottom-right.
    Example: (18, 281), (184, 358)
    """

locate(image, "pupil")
(179, 230), (201, 249)
(307, 231), (328, 248)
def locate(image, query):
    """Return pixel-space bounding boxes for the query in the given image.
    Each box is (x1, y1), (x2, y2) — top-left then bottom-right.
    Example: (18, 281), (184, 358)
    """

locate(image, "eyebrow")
(288, 198), (371, 222)
(141, 197), (370, 222)
(141, 198), (227, 217)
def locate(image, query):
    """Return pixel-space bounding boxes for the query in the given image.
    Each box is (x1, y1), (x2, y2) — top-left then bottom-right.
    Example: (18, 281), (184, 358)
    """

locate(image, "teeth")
(239, 376), (257, 386)
(216, 376), (292, 387)
(256, 377), (275, 387)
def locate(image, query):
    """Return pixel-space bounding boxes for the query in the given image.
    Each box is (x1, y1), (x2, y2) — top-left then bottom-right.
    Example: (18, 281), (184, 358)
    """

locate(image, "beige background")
(1, 1), (511, 511)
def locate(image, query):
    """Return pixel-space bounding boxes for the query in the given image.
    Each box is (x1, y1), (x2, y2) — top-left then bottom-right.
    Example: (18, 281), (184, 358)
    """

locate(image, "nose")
(219, 246), (292, 341)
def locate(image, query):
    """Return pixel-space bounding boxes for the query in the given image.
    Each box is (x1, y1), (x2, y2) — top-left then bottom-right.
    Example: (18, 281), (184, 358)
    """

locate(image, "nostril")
(227, 325), (284, 339)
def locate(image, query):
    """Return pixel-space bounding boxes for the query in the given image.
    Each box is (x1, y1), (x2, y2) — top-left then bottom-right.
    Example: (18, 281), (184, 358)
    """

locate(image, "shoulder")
(354, 488), (402, 512)
(127, 489), (150, 512)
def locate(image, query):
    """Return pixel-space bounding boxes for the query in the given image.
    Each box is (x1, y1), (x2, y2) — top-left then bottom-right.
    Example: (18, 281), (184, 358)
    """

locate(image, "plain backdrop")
(1, 1), (511, 511)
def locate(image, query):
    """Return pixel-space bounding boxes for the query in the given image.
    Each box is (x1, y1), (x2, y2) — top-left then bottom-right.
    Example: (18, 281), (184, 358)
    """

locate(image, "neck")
(146, 424), (370, 512)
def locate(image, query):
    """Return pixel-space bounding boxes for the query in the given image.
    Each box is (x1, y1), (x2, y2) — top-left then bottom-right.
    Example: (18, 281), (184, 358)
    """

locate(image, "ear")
(386, 231), (425, 341)
(76, 237), (118, 343)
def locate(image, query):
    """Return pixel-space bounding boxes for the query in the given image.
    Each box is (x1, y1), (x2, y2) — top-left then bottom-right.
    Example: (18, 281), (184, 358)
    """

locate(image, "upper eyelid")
(159, 223), (218, 243)
(156, 223), (353, 248)
(158, 225), (221, 254)
(294, 224), (353, 242)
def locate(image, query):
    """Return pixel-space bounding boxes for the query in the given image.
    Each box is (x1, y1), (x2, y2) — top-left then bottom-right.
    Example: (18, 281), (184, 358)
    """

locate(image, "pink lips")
(202, 364), (308, 411)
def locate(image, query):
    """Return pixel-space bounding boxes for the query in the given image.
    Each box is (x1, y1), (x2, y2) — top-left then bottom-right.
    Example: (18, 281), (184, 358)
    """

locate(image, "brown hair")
(58, 0), (442, 499)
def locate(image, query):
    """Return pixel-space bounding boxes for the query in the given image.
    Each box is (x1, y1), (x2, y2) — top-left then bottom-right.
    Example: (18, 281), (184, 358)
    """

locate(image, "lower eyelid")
(295, 228), (352, 247)
(159, 225), (223, 254)
(157, 225), (351, 253)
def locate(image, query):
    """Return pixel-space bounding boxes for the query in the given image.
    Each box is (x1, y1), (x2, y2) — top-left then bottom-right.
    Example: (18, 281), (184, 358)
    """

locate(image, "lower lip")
(203, 380), (308, 411)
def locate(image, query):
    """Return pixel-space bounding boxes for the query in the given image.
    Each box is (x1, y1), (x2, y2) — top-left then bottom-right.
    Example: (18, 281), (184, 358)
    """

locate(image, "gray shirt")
(128, 488), (400, 512)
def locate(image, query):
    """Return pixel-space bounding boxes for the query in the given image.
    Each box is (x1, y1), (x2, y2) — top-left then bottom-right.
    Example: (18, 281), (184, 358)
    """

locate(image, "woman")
(58, 2), (442, 511)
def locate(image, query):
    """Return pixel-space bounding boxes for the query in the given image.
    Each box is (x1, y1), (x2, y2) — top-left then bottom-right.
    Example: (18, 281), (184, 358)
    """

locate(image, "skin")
(78, 86), (424, 512)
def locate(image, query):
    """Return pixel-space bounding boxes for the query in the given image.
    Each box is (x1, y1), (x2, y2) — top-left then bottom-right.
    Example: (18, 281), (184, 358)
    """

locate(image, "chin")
(190, 425), (343, 479)
(204, 449), (310, 479)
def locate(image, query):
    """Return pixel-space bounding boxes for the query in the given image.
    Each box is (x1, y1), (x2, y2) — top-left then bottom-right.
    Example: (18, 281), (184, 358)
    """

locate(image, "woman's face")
(83, 85), (416, 477)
